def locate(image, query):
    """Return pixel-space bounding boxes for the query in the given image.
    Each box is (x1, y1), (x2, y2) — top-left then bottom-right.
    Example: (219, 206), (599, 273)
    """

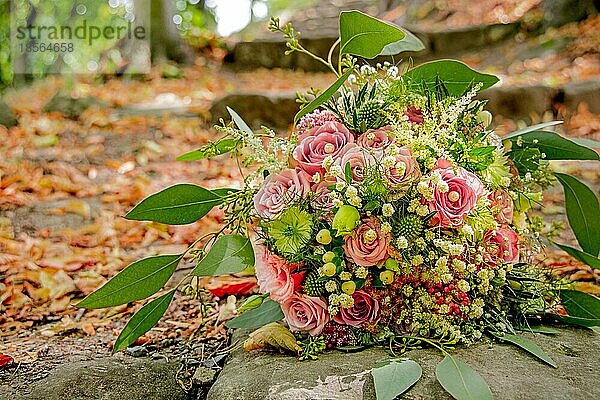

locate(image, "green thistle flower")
(392, 213), (424, 242)
(268, 207), (313, 255)
(304, 271), (326, 296)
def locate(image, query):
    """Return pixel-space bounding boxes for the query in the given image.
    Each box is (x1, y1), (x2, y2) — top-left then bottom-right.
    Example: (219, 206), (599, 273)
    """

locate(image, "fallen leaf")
(203, 276), (258, 298)
(0, 353), (14, 368)
(243, 322), (301, 354)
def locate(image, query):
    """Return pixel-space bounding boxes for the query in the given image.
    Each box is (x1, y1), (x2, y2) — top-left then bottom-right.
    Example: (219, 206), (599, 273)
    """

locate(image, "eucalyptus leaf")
(509, 131), (599, 161)
(339, 10), (424, 58)
(555, 173), (600, 256)
(490, 332), (557, 368)
(560, 289), (600, 319)
(570, 137), (600, 149)
(113, 290), (176, 352)
(435, 355), (492, 400)
(226, 299), (284, 329)
(227, 106), (253, 135)
(372, 358), (422, 400)
(294, 68), (353, 124)
(554, 242), (600, 270)
(192, 234), (255, 276)
(77, 254), (182, 308)
(176, 138), (238, 161)
(555, 314), (600, 329)
(514, 325), (559, 335)
(503, 121), (563, 140)
(125, 184), (227, 225)
(402, 60), (499, 96)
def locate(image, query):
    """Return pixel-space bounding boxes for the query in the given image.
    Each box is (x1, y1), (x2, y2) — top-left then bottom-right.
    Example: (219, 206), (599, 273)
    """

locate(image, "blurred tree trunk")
(149, 0), (194, 64)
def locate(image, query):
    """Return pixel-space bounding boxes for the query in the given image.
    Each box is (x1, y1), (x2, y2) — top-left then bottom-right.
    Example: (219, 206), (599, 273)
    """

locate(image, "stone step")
(209, 78), (600, 130)
(207, 326), (599, 400)
(226, 23), (519, 72)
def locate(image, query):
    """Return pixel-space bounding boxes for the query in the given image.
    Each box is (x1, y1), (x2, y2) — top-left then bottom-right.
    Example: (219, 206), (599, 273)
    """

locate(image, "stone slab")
(0, 354), (187, 400)
(208, 326), (599, 400)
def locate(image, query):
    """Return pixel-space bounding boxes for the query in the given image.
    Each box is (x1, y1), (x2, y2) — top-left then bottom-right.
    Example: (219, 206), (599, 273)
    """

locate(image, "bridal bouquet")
(79, 11), (600, 399)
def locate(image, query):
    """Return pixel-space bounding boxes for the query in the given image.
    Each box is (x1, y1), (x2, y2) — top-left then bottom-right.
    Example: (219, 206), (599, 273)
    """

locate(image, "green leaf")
(514, 325), (559, 335)
(555, 314), (600, 328)
(192, 234), (255, 276)
(555, 173), (600, 256)
(339, 10), (424, 58)
(176, 138), (238, 161)
(509, 131), (599, 161)
(508, 147), (541, 175)
(226, 299), (284, 329)
(435, 355), (492, 400)
(113, 290), (175, 352)
(490, 332), (557, 368)
(560, 289), (600, 319)
(503, 121), (563, 140)
(227, 106), (253, 135)
(125, 184), (227, 225)
(372, 358), (422, 400)
(77, 254), (182, 309)
(554, 242), (600, 270)
(402, 60), (499, 96)
(570, 137), (600, 149)
(294, 68), (353, 124)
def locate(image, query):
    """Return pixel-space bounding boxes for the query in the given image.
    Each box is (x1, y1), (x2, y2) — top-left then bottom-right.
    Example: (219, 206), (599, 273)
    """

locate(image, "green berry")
(316, 229), (332, 245)
(341, 281), (356, 295)
(380, 270), (395, 285)
(322, 251), (335, 263)
(322, 262), (336, 277)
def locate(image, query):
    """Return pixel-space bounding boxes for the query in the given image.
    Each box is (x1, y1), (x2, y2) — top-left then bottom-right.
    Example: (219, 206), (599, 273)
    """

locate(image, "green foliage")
(554, 243), (600, 270)
(503, 121), (563, 140)
(372, 358), (422, 400)
(226, 299), (284, 329)
(77, 254), (182, 309)
(227, 106), (254, 135)
(559, 289), (600, 320)
(402, 60), (499, 96)
(192, 234), (254, 276)
(113, 290), (176, 352)
(176, 138), (239, 161)
(555, 173), (600, 256)
(339, 10), (424, 58)
(509, 131), (599, 161)
(294, 68), (354, 124)
(125, 184), (229, 225)
(490, 332), (557, 368)
(435, 355), (492, 400)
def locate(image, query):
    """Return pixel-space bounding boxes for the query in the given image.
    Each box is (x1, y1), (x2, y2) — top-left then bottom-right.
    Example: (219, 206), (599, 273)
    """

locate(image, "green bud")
(476, 110), (492, 127)
(237, 293), (269, 313)
(332, 205), (361, 236)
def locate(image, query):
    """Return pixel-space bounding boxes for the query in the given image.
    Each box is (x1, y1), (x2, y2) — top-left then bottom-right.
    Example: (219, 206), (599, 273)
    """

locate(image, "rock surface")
(0, 354), (187, 400)
(208, 326), (599, 400)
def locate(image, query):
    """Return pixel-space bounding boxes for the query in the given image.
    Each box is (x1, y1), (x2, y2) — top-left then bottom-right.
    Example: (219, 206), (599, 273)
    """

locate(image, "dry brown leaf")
(243, 322), (301, 355)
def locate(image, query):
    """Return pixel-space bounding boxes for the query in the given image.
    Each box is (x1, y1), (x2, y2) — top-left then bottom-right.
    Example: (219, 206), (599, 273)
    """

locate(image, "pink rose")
(333, 144), (376, 183)
(253, 168), (311, 220)
(356, 126), (394, 155)
(255, 246), (298, 302)
(281, 294), (329, 335)
(295, 109), (339, 136)
(485, 225), (519, 263)
(427, 159), (484, 228)
(293, 121), (354, 175)
(488, 189), (513, 224)
(310, 176), (336, 213)
(333, 290), (380, 327)
(383, 147), (421, 190)
(343, 217), (390, 267)
(404, 105), (424, 124)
